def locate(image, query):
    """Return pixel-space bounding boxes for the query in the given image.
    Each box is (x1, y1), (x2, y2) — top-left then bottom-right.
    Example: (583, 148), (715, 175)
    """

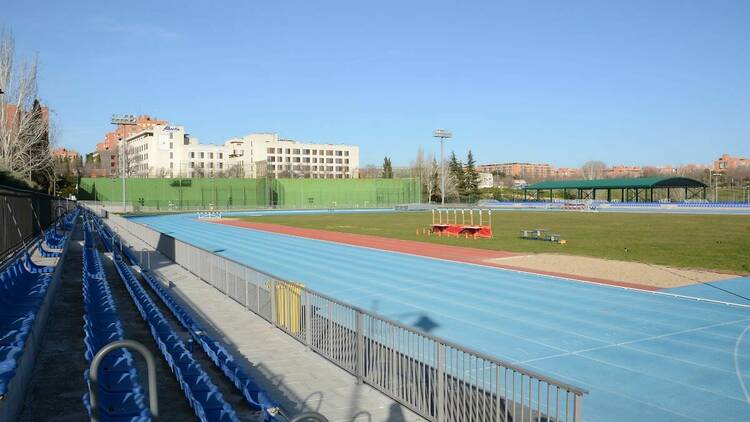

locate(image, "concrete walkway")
(112, 222), (425, 422)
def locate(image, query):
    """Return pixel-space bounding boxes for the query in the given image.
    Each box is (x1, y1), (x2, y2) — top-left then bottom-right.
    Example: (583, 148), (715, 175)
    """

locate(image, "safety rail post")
(305, 291), (312, 350)
(89, 339), (159, 422)
(270, 279), (278, 327)
(356, 310), (364, 384)
(574, 392), (583, 422)
(436, 343), (445, 422)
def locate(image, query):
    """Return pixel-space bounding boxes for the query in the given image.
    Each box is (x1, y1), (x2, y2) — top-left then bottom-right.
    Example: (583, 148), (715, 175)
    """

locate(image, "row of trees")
(0, 31), (56, 191)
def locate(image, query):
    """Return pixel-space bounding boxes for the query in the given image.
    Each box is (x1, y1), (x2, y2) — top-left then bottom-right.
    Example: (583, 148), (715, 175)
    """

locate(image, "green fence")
(78, 177), (421, 209)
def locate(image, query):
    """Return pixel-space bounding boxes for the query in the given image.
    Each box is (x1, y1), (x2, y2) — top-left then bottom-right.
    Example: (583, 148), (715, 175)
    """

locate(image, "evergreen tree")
(464, 150), (480, 200)
(448, 151), (465, 199)
(381, 156), (393, 178)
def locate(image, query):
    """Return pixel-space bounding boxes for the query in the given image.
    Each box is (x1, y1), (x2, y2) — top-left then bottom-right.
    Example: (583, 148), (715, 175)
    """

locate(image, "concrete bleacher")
(0, 209), (77, 422)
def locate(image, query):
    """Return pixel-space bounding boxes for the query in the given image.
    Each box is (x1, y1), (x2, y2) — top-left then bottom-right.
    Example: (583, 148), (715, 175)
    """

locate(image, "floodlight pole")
(711, 172), (721, 203)
(112, 115), (137, 212)
(433, 129), (452, 205)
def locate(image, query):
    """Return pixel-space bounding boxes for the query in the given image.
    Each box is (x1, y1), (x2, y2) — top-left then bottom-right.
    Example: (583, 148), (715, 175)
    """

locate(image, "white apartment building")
(121, 125), (359, 179)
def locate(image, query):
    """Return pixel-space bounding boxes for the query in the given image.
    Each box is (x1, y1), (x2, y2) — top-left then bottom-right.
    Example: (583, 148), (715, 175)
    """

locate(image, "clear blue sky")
(3, 0), (749, 167)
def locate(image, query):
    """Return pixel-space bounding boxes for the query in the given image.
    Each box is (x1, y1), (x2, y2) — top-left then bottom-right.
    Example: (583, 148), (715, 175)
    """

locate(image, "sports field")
(236, 210), (750, 274)
(131, 209), (750, 422)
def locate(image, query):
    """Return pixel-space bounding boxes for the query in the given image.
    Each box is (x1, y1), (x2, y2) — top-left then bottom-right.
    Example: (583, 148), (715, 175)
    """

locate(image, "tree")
(381, 156), (393, 178)
(0, 30), (54, 187)
(581, 160), (607, 180)
(429, 156), (440, 202)
(413, 147), (440, 203)
(448, 151), (465, 200)
(464, 150), (480, 199)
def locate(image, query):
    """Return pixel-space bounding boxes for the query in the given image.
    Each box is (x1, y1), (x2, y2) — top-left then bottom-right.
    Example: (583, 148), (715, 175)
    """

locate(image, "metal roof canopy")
(526, 176), (707, 190)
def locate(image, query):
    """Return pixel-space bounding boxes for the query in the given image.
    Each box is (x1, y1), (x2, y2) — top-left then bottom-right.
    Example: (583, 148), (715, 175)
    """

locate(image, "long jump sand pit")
(486, 253), (736, 289)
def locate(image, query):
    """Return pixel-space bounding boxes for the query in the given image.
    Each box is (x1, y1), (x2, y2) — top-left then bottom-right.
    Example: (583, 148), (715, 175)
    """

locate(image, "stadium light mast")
(111, 115), (137, 211)
(710, 172), (722, 203)
(433, 129), (452, 205)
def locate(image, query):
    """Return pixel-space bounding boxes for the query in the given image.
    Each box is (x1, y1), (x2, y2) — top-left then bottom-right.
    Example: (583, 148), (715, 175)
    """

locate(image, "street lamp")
(111, 115), (137, 212)
(433, 129), (452, 205)
(710, 172), (722, 203)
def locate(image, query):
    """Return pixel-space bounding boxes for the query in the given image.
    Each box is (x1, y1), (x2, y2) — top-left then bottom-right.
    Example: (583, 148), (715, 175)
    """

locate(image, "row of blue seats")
(108, 243), (240, 421)
(139, 269), (281, 420)
(81, 218), (150, 421)
(92, 213), (286, 420)
(90, 212), (283, 420)
(0, 258), (53, 399)
(0, 206), (77, 401)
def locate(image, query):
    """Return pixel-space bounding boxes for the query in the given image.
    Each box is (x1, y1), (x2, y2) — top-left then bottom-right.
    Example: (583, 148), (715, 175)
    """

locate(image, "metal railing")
(1, 184), (74, 260)
(97, 208), (587, 422)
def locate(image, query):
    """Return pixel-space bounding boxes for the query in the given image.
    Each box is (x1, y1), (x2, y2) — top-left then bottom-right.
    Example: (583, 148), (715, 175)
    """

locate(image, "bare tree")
(0, 30), (54, 183)
(581, 160), (607, 180)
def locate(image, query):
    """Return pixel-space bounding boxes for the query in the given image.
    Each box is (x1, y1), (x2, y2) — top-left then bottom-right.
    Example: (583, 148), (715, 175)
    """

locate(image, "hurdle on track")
(425, 208), (493, 238)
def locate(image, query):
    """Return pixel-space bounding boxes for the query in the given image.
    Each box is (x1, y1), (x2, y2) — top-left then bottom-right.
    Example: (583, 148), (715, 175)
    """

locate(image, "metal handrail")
(109, 213), (587, 396)
(89, 340), (159, 421)
(95, 208), (590, 420)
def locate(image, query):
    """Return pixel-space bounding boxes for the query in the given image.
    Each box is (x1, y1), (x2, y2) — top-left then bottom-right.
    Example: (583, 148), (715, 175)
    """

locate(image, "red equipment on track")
(427, 208), (493, 239)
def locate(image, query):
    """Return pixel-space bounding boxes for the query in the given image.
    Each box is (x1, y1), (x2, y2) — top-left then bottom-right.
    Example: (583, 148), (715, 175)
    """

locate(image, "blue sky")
(2, 0), (749, 167)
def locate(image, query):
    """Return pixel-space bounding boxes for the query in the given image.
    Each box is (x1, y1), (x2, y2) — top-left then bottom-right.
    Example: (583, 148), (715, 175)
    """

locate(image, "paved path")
(112, 220), (425, 422)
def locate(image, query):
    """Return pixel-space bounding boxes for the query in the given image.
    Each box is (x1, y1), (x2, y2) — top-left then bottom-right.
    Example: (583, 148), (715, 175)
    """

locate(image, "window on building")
(303, 149), (310, 154)
(336, 158), (342, 164)
(345, 151), (349, 156)
(267, 148), (275, 153)
(344, 159), (349, 164)
(209, 152), (214, 159)
(336, 151), (343, 156)
(200, 152), (204, 159)
(190, 152), (195, 158)
(169, 152), (173, 159)
(285, 148), (291, 154)
(169, 142), (173, 149)
(209, 162), (214, 169)
(326, 150), (333, 156)
(294, 157), (300, 163)
(190, 162), (195, 168)
(219, 163), (223, 169)
(293, 149), (300, 154)
(170, 162), (174, 169)
(219, 153), (223, 159)
(200, 162), (205, 168)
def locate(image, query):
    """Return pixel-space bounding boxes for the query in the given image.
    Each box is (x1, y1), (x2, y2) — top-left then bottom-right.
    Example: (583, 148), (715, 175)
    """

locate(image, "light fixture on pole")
(433, 129), (452, 205)
(711, 172), (722, 203)
(111, 115), (137, 212)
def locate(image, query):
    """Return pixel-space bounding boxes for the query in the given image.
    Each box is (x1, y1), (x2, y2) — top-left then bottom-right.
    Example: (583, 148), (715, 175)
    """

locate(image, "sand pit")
(486, 254), (737, 289)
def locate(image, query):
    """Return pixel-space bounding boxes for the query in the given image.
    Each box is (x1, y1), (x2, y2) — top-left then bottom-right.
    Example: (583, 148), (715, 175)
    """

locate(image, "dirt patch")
(486, 254), (735, 289)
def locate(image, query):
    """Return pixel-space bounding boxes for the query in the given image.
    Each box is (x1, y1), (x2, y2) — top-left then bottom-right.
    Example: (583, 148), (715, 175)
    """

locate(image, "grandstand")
(7, 186), (747, 422)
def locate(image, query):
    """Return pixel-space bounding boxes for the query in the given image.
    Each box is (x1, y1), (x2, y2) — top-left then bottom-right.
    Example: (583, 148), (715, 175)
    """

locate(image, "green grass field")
(239, 211), (750, 274)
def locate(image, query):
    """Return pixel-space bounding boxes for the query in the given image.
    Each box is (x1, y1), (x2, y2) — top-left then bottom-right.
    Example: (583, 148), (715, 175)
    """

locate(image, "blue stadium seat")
(80, 217), (150, 421)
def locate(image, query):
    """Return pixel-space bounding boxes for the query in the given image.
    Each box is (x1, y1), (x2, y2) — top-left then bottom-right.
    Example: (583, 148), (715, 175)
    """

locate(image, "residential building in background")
(476, 162), (554, 180)
(714, 154), (750, 172)
(603, 165), (642, 178)
(84, 116), (359, 179)
(52, 148), (79, 161)
(554, 167), (583, 179)
(478, 172), (494, 188)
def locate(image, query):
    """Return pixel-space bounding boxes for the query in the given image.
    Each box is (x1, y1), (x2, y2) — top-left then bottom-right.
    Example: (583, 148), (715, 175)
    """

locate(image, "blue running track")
(131, 210), (750, 422)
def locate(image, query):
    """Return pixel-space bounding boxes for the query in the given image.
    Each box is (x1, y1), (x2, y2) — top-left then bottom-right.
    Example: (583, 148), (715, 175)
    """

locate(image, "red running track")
(213, 219), (660, 291)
